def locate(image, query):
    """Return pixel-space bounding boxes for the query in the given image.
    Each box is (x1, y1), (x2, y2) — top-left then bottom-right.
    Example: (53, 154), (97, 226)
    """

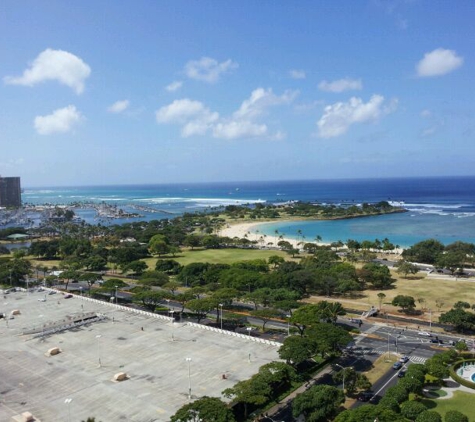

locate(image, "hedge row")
(449, 359), (475, 390)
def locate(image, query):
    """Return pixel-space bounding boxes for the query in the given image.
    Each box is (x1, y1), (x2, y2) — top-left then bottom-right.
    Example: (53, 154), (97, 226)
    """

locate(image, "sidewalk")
(264, 363), (335, 418)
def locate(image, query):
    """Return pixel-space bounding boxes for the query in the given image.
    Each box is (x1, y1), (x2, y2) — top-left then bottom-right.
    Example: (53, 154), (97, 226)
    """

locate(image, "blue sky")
(1, 1), (474, 187)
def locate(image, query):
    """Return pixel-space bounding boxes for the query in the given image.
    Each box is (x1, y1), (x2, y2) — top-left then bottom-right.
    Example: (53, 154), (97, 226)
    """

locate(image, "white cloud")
(421, 126), (437, 137)
(289, 69), (306, 79)
(317, 95), (397, 138)
(212, 121), (267, 140)
(4, 49), (91, 94)
(166, 81), (183, 92)
(318, 78), (363, 93)
(156, 99), (219, 137)
(420, 109), (431, 118)
(108, 100), (130, 113)
(34, 105), (82, 135)
(416, 48), (463, 77)
(184, 57), (238, 83)
(156, 88), (296, 140)
(234, 88), (298, 120)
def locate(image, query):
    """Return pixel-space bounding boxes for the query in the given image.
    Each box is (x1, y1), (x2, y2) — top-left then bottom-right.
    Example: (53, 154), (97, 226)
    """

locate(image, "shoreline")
(220, 219), (405, 254)
(220, 220), (324, 249)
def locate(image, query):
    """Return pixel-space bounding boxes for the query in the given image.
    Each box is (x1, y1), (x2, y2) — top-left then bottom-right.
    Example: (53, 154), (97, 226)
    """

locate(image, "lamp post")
(9, 268), (12, 287)
(387, 331), (391, 359)
(96, 334), (102, 367)
(115, 285), (118, 304)
(185, 357), (192, 401)
(64, 398), (72, 422)
(246, 327), (253, 362)
(219, 304), (223, 330)
(286, 314), (291, 336)
(170, 310), (175, 341)
(335, 364), (352, 394)
(429, 308), (432, 330)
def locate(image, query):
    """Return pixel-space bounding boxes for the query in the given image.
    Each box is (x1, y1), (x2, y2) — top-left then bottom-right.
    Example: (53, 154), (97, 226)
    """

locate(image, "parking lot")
(0, 289), (280, 421)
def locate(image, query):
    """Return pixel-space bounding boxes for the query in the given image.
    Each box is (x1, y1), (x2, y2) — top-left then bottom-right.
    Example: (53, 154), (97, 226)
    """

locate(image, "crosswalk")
(349, 347), (427, 363)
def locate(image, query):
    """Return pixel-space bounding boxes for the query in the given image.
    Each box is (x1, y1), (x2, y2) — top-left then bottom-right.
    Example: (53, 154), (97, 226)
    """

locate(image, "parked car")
(48, 291), (57, 295)
(357, 391), (374, 402)
(398, 370), (406, 378)
(418, 331), (432, 337)
(400, 356), (410, 363)
(64, 294), (73, 299)
(393, 361), (403, 370)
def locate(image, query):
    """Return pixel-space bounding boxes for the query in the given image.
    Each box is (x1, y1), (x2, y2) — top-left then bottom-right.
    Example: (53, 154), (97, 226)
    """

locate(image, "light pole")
(170, 310), (175, 341)
(429, 308), (432, 330)
(219, 304), (223, 330)
(96, 334), (102, 367)
(185, 357), (192, 401)
(335, 364), (352, 394)
(115, 285), (118, 304)
(246, 327), (253, 362)
(286, 314), (291, 336)
(64, 398), (72, 422)
(9, 268), (12, 287)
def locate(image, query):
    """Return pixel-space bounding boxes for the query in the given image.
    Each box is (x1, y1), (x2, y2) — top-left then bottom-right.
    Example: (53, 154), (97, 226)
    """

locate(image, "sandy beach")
(220, 221), (302, 248)
(220, 220), (405, 254)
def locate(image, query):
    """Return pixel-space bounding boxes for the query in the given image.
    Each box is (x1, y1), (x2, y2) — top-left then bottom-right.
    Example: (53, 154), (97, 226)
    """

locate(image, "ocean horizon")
(18, 175), (475, 247)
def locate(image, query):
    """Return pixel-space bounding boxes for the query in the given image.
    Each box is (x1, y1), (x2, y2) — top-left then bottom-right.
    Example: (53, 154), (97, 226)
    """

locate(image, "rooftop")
(0, 290), (280, 422)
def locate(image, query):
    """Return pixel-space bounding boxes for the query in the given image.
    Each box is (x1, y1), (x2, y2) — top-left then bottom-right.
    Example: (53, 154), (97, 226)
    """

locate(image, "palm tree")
(315, 235), (322, 244)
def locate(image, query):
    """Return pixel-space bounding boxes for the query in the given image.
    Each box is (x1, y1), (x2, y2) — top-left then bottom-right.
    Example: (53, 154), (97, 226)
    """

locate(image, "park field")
(143, 247), (289, 267)
(422, 391), (475, 420)
(307, 272), (475, 321)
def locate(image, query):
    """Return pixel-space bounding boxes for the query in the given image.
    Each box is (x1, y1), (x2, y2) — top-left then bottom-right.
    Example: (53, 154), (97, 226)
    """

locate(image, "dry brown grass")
(306, 269), (475, 323)
(364, 353), (399, 385)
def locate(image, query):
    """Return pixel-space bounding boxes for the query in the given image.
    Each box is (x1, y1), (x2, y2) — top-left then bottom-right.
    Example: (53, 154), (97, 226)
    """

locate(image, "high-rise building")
(0, 176), (21, 207)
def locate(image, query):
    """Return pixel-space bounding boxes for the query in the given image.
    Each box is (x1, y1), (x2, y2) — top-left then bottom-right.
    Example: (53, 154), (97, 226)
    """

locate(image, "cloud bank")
(4, 49), (91, 94)
(156, 88), (297, 139)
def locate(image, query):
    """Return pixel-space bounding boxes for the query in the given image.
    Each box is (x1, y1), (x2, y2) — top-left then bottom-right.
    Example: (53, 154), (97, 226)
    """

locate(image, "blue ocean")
(21, 176), (475, 247)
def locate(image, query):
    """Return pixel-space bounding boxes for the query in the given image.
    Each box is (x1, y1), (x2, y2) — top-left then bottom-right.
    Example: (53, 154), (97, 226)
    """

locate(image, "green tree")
(437, 251), (466, 275)
(377, 292), (386, 309)
(134, 290), (168, 312)
(416, 411), (442, 422)
(223, 377), (271, 418)
(170, 397), (235, 422)
(402, 239), (445, 264)
(392, 295), (416, 312)
(251, 308), (282, 331)
(332, 367), (371, 395)
(400, 401), (428, 421)
(187, 298), (217, 323)
(309, 323), (353, 357)
(124, 260), (148, 275)
(444, 410), (469, 422)
(278, 335), (316, 366)
(183, 234), (202, 250)
(148, 234), (170, 256)
(396, 261), (419, 278)
(155, 259), (182, 274)
(358, 263), (395, 289)
(292, 384), (344, 422)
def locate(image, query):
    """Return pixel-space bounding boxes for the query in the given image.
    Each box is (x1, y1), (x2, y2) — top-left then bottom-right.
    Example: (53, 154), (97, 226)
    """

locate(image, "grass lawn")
(421, 391), (475, 420)
(144, 248), (289, 268)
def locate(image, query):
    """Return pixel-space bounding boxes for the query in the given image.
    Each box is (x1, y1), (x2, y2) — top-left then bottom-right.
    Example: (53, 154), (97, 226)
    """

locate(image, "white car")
(418, 331), (432, 337)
